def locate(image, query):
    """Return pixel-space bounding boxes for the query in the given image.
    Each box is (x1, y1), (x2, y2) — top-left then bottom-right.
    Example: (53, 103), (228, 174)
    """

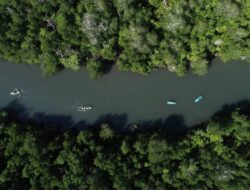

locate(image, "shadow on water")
(190, 99), (250, 131)
(1, 100), (76, 129)
(93, 113), (128, 131)
(2, 100), (29, 121)
(2, 99), (250, 135)
(92, 114), (188, 135)
(32, 113), (76, 129)
(1, 100), (188, 134)
(212, 99), (250, 119)
(134, 115), (187, 136)
(102, 60), (115, 75)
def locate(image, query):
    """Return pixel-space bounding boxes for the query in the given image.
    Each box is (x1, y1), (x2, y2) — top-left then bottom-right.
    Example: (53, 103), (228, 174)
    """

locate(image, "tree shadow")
(0, 100), (75, 130)
(0, 100), (128, 132)
(133, 114), (188, 136)
(92, 113), (128, 131)
(0, 99), (30, 122)
(0, 100), (187, 135)
(207, 51), (216, 69)
(3, 99), (250, 136)
(32, 112), (75, 129)
(188, 99), (250, 132)
(212, 99), (250, 120)
(102, 60), (115, 75)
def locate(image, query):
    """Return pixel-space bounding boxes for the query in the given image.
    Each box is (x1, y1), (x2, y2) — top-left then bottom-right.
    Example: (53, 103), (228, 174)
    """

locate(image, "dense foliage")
(0, 111), (249, 189)
(0, 0), (249, 77)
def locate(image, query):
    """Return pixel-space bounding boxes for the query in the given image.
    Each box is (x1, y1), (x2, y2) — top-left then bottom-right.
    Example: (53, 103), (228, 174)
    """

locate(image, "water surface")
(0, 59), (250, 128)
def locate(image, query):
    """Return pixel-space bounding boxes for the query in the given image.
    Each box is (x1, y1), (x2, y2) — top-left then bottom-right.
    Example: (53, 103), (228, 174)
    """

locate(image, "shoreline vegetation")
(1, 1), (249, 189)
(0, 0), (249, 78)
(0, 110), (249, 189)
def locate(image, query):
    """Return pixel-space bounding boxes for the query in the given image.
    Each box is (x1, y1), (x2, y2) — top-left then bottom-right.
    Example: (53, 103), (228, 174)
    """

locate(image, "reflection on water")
(0, 59), (250, 129)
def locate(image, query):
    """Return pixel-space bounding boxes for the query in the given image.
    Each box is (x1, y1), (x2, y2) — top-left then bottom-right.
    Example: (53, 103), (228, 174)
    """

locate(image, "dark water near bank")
(0, 59), (250, 130)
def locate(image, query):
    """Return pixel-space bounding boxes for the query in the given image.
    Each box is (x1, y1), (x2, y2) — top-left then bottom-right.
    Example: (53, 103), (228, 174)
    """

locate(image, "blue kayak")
(194, 96), (203, 103)
(167, 100), (177, 105)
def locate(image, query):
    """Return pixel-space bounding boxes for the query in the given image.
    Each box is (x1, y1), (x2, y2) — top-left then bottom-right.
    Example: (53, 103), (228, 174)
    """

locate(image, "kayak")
(167, 101), (177, 105)
(194, 96), (203, 103)
(77, 106), (93, 112)
(10, 88), (22, 96)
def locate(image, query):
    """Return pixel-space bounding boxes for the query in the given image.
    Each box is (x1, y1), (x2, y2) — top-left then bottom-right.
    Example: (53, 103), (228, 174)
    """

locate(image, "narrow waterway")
(0, 59), (250, 129)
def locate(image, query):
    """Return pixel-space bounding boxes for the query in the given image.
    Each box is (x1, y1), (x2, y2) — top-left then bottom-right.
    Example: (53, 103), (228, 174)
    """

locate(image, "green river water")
(0, 59), (250, 131)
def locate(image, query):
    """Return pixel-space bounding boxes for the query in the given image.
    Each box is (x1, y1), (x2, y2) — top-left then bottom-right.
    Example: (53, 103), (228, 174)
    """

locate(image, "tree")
(59, 52), (80, 71)
(0, 0), (249, 77)
(86, 58), (104, 79)
(99, 124), (114, 140)
(0, 110), (249, 189)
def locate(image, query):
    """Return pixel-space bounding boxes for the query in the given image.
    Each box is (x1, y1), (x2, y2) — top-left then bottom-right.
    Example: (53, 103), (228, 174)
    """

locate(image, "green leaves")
(59, 51), (80, 71)
(86, 58), (104, 79)
(0, 110), (250, 189)
(0, 0), (249, 77)
(99, 124), (114, 140)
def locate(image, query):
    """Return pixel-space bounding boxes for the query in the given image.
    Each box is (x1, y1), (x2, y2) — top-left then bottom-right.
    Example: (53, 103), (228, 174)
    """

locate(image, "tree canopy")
(0, 110), (249, 189)
(0, 0), (249, 78)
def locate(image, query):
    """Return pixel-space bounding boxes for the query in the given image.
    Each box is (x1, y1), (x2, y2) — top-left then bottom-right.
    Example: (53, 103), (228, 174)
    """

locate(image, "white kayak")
(10, 88), (22, 96)
(194, 96), (203, 103)
(77, 106), (93, 112)
(167, 100), (177, 105)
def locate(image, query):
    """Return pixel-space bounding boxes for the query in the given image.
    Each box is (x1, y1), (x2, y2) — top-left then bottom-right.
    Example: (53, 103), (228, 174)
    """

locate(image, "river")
(0, 59), (250, 131)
